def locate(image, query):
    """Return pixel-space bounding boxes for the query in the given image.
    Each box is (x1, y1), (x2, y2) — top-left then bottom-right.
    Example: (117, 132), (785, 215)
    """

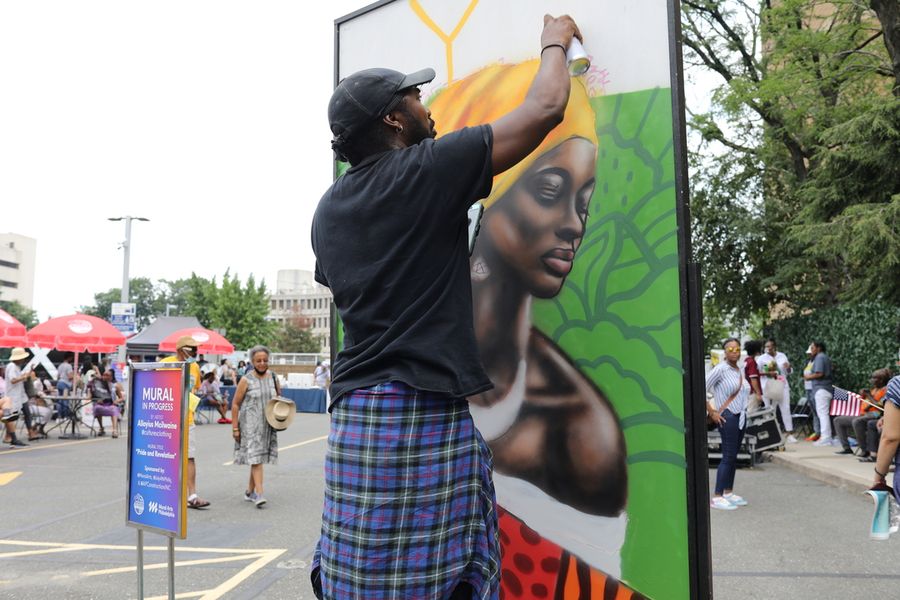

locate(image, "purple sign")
(126, 367), (187, 537)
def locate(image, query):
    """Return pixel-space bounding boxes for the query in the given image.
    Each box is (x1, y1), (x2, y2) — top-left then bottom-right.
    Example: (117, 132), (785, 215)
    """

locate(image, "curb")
(767, 452), (871, 495)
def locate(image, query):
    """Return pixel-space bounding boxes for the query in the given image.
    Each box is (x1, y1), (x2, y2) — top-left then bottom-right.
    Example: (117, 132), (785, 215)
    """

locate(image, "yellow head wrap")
(430, 59), (598, 209)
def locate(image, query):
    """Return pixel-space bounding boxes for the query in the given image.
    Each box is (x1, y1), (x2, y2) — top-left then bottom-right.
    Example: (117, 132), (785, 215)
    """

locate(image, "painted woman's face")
(482, 137), (597, 298)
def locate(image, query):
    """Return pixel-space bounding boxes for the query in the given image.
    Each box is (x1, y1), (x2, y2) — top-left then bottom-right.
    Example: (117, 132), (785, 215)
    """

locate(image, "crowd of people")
(1, 348), (125, 447)
(706, 336), (899, 511)
(1, 339), (310, 515)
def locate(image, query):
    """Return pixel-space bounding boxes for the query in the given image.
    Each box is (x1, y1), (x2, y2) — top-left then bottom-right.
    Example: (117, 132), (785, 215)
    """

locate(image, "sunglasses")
(725, 347), (741, 353)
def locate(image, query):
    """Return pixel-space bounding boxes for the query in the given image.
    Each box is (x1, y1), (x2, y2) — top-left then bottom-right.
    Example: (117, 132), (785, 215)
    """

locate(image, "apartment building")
(268, 269), (332, 355)
(0, 233), (37, 308)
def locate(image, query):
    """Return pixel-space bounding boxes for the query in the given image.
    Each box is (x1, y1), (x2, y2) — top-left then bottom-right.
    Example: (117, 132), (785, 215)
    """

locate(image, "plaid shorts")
(312, 382), (500, 599)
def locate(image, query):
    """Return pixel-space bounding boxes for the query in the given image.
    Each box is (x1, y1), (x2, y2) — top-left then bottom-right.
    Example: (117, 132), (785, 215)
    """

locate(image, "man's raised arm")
(490, 14), (582, 175)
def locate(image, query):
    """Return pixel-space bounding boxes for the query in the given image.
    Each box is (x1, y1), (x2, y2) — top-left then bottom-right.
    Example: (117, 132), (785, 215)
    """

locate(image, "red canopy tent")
(26, 314), (126, 353)
(158, 327), (234, 355)
(24, 314), (127, 439)
(0, 308), (27, 347)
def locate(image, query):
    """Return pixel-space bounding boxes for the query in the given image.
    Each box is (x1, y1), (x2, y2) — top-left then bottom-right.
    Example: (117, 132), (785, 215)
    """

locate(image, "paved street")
(3, 420), (897, 599)
(711, 461), (897, 600)
(0, 415), (331, 600)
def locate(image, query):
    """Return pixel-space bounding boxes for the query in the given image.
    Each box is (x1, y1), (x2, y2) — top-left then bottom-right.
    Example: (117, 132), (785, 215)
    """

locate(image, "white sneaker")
(786, 434), (798, 444)
(813, 437), (833, 447)
(724, 493), (748, 506)
(254, 496), (267, 508)
(710, 497), (738, 511)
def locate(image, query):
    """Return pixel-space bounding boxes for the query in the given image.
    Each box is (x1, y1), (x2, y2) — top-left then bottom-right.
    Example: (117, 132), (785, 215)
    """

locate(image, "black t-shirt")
(311, 125), (495, 406)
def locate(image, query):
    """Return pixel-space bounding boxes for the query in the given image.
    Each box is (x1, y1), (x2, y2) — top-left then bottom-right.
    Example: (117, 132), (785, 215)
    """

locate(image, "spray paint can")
(566, 38), (590, 76)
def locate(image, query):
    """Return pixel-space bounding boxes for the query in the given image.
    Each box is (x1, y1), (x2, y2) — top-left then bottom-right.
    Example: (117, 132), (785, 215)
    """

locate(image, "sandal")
(187, 497), (210, 509)
(97, 429), (106, 437)
(112, 432), (119, 439)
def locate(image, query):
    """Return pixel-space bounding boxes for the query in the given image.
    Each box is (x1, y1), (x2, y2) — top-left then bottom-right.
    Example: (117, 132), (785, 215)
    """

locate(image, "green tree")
(683, 0), (899, 314)
(207, 271), (275, 350)
(871, 0), (900, 96)
(793, 98), (900, 303)
(80, 277), (165, 328)
(0, 299), (38, 328)
(160, 273), (218, 328)
(271, 312), (321, 353)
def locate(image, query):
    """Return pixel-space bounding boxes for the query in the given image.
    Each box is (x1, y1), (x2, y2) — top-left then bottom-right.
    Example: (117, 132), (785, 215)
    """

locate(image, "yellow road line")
(0, 539), (282, 554)
(199, 549), (286, 600)
(84, 552), (267, 576)
(0, 539), (287, 598)
(147, 590), (211, 600)
(222, 434), (327, 466)
(280, 434), (328, 451)
(0, 545), (92, 559)
(0, 437), (107, 454)
(0, 471), (22, 486)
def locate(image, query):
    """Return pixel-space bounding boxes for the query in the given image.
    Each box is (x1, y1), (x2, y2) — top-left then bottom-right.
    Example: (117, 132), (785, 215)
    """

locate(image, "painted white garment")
(468, 359), (527, 441)
(494, 472), (627, 577)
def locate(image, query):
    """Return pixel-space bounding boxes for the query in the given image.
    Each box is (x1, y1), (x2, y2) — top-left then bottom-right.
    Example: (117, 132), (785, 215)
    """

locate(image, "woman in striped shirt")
(706, 338), (752, 510)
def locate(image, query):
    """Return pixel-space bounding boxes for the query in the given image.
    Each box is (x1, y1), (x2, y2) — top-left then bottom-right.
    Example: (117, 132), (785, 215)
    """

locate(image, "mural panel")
(336, 2), (699, 598)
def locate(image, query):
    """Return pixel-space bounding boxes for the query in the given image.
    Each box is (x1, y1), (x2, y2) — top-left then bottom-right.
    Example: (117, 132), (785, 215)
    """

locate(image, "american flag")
(830, 387), (862, 417)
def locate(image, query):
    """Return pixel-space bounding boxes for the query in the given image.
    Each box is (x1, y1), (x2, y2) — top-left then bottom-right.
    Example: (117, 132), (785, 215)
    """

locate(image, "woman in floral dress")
(231, 345), (279, 508)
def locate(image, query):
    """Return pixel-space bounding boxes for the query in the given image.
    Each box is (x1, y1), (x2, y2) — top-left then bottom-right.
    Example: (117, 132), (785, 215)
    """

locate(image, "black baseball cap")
(328, 67), (435, 146)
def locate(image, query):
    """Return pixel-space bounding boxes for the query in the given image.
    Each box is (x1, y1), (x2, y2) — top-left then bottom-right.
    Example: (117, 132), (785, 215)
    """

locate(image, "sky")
(0, 0), (362, 320)
(1, 0), (717, 322)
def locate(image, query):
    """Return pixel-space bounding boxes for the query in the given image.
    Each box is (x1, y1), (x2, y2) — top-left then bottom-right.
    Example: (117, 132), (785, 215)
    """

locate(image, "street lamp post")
(109, 216), (149, 364)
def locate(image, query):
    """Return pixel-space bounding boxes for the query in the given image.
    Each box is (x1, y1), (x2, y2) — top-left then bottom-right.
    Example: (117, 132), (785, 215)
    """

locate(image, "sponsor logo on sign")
(191, 332), (210, 343)
(133, 493), (145, 516)
(67, 319), (93, 334)
(148, 501), (159, 514)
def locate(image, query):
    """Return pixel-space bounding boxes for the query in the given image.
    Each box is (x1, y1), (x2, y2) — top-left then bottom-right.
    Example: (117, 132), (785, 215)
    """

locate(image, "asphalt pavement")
(0, 414), (330, 600)
(710, 460), (898, 600)
(4, 416), (897, 599)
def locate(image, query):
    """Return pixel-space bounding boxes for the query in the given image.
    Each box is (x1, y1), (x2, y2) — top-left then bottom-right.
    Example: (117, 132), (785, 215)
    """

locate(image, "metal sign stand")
(137, 529), (143, 599)
(128, 362), (189, 600)
(135, 514), (177, 599)
(168, 536), (176, 599)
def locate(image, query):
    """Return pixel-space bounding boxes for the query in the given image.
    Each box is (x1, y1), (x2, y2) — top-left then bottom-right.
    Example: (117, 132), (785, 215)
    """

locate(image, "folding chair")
(195, 399), (216, 424)
(791, 394), (814, 435)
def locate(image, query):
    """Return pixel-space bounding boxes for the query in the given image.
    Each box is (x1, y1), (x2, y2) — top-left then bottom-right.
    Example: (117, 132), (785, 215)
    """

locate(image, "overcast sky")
(0, 0), (362, 320)
(1, 1), (714, 322)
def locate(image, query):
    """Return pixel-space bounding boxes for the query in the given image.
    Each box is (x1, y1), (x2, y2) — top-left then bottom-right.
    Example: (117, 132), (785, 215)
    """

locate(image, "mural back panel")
(337, 2), (696, 598)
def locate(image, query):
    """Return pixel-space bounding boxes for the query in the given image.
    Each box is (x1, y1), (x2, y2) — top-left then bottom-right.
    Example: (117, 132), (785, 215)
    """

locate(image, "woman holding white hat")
(231, 345), (289, 508)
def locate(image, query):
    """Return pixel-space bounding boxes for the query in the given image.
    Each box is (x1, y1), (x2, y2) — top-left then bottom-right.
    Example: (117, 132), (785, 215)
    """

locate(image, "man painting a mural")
(311, 13), (595, 600)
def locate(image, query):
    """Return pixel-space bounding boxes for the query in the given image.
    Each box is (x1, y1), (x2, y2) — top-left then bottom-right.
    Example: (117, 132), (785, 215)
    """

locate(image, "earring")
(397, 126), (404, 134)
(471, 256), (490, 281)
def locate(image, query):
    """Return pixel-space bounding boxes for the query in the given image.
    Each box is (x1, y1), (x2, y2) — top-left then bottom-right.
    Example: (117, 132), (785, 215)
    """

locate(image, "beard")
(397, 106), (436, 145)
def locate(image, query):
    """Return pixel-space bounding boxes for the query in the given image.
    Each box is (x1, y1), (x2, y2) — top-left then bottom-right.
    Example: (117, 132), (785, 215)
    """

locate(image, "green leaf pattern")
(531, 88), (690, 599)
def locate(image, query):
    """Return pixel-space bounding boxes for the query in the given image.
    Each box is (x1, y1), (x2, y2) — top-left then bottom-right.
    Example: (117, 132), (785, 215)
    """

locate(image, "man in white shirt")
(756, 338), (798, 443)
(313, 360), (329, 388)
(56, 354), (75, 395)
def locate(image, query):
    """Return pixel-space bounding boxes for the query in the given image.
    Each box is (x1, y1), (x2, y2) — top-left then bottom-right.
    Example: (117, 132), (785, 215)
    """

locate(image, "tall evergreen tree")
(207, 271), (275, 350)
(683, 0), (899, 315)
